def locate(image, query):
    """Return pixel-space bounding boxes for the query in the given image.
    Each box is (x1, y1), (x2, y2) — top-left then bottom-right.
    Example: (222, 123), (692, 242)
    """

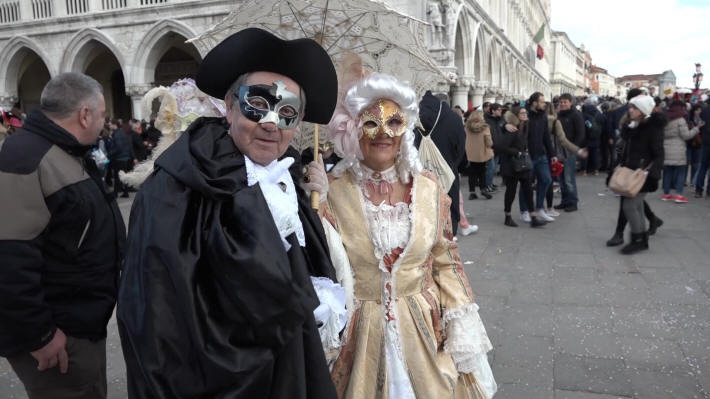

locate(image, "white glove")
(304, 154), (329, 200)
(313, 302), (331, 328)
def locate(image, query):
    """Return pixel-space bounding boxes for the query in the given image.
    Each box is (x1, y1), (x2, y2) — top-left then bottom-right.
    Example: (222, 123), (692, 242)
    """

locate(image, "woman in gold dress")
(306, 73), (496, 399)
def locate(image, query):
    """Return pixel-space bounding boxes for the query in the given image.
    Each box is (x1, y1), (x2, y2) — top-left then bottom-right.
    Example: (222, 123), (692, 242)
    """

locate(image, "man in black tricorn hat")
(117, 28), (339, 398)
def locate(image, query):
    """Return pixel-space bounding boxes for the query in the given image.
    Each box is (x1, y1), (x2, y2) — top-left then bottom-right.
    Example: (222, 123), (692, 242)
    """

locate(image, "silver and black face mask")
(237, 80), (303, 130)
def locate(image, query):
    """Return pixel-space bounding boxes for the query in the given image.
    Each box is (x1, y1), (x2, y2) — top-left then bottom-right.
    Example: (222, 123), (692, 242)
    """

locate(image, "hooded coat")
(464, 117), (494, 163)
(415, 91), (465, 232)
(619, 112), (667, 193)
(117, 117), (337, 399)
(663, 106), (698, 166)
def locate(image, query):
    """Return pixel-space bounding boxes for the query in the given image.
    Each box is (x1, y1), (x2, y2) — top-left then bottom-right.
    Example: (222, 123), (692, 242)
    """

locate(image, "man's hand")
(505, 124), (518, 133)
(304, 154), (329, 199)
(578, 148), (589, 159)
(30, 328), (68, 373)
(551, 157), (558, 164)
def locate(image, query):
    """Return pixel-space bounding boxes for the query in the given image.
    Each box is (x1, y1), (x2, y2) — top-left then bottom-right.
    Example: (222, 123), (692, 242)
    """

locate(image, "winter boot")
(621, 232), (649, 255)
(648, 216), (664, 236)
(530, 216), (547, 228)
(504, 215), (518, 227)
(606, 231), (624, 247)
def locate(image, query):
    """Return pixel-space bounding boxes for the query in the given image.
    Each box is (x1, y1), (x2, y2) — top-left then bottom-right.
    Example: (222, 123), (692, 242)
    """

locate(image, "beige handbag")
(608, 164), (651, 198)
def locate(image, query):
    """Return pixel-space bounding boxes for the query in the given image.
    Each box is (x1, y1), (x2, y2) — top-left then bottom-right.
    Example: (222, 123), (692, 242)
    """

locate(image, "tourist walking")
(464, 110), (494, 200)
(0, 72), (126, 399)
(517, 92), (557, 222)
(498, 105), (547, 227)
(555, 93), (586, 212)
(694, 102), (710, 198)
(662, 100), (701, 203)
(616, 95), (665, 254)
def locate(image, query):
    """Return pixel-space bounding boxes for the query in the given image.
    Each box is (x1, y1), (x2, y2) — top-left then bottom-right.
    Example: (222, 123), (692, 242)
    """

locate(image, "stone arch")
(499, 53), (507, 91)
(486, 43), (495, 87)
(473, 26), (485, 82)
(61, 28), (127, 78)
(130, 19), (204, 86)
(62, 29), (130, 118)
(0, 35), (55, 97)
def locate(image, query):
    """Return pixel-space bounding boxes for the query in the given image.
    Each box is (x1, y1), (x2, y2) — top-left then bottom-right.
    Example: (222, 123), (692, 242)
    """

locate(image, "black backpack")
(585, 116), (602, 141)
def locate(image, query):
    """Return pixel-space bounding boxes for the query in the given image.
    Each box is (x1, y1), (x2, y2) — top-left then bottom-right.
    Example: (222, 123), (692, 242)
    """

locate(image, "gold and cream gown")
(323, 164), (496, 399)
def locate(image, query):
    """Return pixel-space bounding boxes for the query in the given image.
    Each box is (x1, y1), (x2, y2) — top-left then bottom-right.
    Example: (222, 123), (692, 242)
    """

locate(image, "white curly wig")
(328, 73), (422, 183)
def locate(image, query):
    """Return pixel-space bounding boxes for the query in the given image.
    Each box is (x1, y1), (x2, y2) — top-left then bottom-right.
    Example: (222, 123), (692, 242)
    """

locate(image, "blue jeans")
(687, 147), (701, 185)
(560, 153), (578, 206)
(485, 157), (497, 186)
(520, 155), (552, 212)
(662, 165), (687, 194)
(695, 146), (710, 194)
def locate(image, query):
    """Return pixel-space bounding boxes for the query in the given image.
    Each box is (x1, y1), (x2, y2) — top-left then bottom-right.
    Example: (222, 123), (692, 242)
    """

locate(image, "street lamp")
(694, 63), (703, 90)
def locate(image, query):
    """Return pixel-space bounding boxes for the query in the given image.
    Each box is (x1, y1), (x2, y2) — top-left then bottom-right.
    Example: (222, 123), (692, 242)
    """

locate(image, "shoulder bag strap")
(426, 102), (443, 137)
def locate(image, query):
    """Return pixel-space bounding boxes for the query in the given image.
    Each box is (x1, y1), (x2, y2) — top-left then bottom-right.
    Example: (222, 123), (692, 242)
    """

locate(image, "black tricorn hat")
(196, 28), (337, 124)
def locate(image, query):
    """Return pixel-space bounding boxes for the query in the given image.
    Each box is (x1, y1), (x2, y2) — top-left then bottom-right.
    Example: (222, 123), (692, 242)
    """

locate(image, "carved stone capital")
(0, 95), (19, 109)
(125, 84), (153, 98)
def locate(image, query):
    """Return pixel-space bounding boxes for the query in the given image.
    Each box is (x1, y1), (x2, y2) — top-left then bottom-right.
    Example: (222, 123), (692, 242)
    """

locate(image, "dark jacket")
(526, 107), (555, 159)
(0, 110), (126, 356)
(700, 105), (710, 147)
(131, 130), (148, 162)
(110, 128), (134, 161)
(582, 104), (605, 147)
(416, 91), (466, 175)
(117, 117), (337, 399)
(484, 113), (504, 147)
(495, 112), (528, 178)
(557, 107), (586, 148)
(415, 91), (465, 232)
(619, 112), (667, 193)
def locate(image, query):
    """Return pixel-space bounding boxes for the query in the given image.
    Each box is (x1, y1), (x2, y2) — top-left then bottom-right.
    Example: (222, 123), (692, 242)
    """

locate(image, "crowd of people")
(2, 24), (710, 399)
(451, 86), (710, 254)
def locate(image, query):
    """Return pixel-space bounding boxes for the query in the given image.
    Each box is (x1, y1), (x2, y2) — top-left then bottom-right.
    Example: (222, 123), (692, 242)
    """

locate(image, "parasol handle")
(310, 124), (320, 210)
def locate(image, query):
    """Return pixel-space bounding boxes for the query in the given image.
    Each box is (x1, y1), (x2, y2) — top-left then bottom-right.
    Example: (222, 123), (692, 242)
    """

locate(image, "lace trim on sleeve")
(443, 303), (497, 398)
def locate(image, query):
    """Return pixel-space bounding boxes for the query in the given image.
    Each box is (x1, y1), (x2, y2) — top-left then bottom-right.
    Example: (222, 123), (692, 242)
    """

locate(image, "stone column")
(451, 85), (469, 110)
(484, 87), (498, 104)
(88, 0), (102, 12)
(126, 84), (153, 121)
(19, 0), (33, 21)
(471, 86), (486, 109)
(451, 76), (474, 109)
(55, 0), (67, 17)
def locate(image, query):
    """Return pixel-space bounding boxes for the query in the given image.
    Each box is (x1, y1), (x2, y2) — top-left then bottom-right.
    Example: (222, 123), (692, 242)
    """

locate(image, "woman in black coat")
(616, 95), (666, 254)
(495, 106), (546, 228)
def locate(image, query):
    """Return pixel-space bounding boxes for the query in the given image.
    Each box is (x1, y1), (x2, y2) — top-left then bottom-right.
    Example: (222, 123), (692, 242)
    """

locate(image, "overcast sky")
(550, 0), (709, 88)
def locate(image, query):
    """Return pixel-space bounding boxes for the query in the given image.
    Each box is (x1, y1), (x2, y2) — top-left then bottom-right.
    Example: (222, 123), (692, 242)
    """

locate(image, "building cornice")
(0, 0), (230, 38)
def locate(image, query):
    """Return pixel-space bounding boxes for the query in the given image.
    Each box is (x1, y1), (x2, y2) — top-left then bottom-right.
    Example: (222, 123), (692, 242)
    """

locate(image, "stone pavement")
(1, 174), (709, 398)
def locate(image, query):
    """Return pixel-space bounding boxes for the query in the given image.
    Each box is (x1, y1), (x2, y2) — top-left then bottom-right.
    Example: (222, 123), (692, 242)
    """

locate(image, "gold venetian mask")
(360, 99), (407, 139)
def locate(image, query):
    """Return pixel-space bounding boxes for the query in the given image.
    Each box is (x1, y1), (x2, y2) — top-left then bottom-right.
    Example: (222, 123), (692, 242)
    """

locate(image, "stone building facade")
(0, 0), (551, 119)
(549, 30), (577, 96)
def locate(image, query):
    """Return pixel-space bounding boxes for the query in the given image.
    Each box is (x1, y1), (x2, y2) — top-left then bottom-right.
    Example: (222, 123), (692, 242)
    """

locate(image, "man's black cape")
(117, 117), (337, 399)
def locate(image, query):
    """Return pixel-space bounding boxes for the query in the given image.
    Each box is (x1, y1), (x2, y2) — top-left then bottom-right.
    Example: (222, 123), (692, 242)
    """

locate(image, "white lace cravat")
(244, 155), (305, 251)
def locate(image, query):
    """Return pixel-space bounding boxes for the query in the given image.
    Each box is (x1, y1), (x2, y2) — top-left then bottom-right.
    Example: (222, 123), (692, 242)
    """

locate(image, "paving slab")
(3, 169), (710, 398)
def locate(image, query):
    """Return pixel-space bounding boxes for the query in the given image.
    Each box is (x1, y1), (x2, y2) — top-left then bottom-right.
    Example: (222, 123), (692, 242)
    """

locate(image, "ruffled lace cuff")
(443, 302), (497, 399)
(311, 277), (347, 351)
